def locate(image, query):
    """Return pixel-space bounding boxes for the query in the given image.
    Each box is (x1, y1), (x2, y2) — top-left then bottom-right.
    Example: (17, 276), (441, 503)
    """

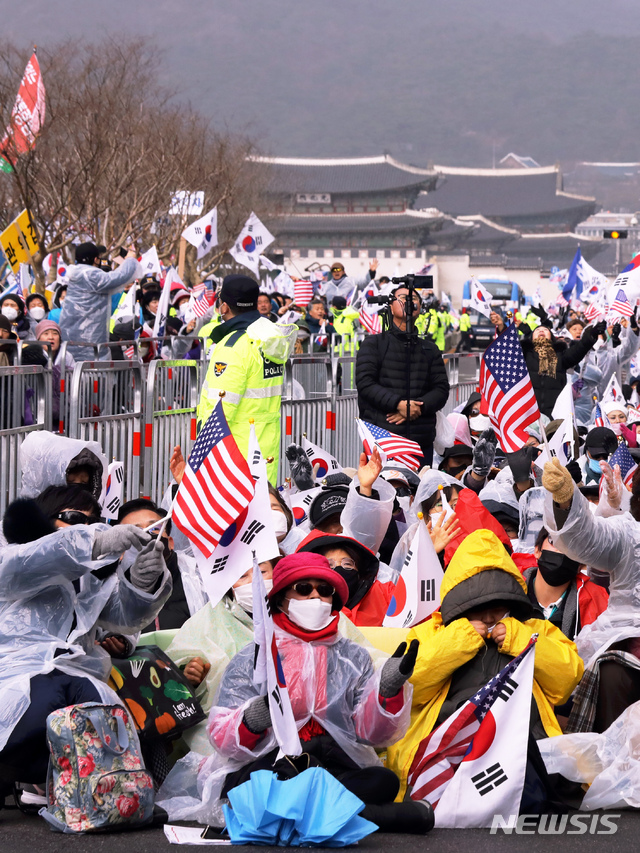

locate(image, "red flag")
(0, 51), (46, 171)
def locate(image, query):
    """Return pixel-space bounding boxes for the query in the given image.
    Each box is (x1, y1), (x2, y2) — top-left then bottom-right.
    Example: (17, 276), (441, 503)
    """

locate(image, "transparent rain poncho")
(59, 259), (140, 361)
(544, 487), (640, 668)
(157, 626), (411, 826)
(0, 525), (172, 751)
(20, 430), (108, 505)
(517, 486), (547, 553)
(389, 470), (461, 576)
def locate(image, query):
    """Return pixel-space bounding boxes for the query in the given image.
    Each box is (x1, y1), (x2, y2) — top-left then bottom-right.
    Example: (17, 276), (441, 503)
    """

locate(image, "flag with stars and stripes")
(479, 322), (540, 453)
(356, 418), (424, 471)
(172, 401), (255, 559)
(408, 636), (537, 828)
(197, 425), (279, 607)
(609, 442), (638, 488)
(608, 288), (634, 319)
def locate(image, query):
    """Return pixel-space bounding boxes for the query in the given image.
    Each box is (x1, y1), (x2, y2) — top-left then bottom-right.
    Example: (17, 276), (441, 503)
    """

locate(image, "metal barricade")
(278, 357), (334, 483)
(0, 365), (51, 516)
(68, 361), (144, 501)
(142, 359), (200, 504)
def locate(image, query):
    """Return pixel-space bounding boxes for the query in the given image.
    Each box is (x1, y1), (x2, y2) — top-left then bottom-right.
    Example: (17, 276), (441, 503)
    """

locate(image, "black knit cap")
(75, 242), (101, 266)
(219, 275), (259, 309)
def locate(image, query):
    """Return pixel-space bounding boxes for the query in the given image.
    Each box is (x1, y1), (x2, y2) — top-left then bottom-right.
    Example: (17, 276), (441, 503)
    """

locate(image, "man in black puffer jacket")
(355, 286), (450, 463)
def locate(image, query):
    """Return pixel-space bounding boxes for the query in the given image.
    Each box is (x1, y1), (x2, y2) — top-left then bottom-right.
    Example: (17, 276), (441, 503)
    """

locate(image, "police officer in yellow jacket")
(197, 276), (288, 485)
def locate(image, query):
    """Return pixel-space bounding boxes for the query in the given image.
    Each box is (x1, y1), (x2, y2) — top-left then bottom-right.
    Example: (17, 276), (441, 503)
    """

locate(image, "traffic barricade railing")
(0, 364), (51, 516)
(142, 359), (200, 505)
(67, 360), (144, 502)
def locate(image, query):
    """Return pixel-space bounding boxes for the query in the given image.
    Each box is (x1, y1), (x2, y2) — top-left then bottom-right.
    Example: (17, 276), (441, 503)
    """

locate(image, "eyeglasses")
(325, 557), (357, 572)
(291, 581), (336, 597)
(56, 510), (100, 525)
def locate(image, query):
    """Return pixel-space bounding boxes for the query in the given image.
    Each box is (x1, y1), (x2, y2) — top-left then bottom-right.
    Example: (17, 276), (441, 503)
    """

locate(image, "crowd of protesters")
(3, 244), (640, 835)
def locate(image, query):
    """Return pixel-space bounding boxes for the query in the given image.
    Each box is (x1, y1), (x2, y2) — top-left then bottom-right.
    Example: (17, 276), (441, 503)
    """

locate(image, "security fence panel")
(142, 359), (199, 504)
(0, 365), (51, 516)
(68, 361), (144, 502)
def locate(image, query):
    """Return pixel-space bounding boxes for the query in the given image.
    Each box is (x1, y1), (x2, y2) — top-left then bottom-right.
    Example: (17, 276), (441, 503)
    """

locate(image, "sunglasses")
(325, 557), (357, 572)
(291, 581), (335, 598)
(56, 510), (100, 525)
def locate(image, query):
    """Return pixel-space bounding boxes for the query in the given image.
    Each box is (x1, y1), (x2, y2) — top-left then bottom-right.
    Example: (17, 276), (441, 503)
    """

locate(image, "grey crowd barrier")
(0, 364), (51, 516)
(1, 336), (479, 518)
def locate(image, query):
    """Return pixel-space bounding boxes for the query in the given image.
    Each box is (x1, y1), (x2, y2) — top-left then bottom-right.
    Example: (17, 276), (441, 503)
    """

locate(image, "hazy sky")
(3, 1), (640, 165)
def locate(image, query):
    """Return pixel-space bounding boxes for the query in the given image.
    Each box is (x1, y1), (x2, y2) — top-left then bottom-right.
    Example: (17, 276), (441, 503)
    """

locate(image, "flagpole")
(538, 417), (551, 459)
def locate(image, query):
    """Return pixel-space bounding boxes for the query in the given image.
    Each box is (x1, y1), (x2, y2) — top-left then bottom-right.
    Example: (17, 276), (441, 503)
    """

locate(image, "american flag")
(593, 400), (611, 428)
(479, 322), (540, 453)
(556, 292), (569, 307)
(293, 279), (314, 307)
(407, 638), (537, 807)
(609, 288), (634, 318)
(172, 401), (255, 558)
(124, 324), (141, 359)
(191, 279), (216, 318)
(584, 299), (606, 322)
(359, 305), (382, 334)
(609, 442), (638, 487)
(356, 418), (424, 471)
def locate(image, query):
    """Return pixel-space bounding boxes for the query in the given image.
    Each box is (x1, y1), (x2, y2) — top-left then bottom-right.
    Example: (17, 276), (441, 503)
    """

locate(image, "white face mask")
(272, 509), (289, 542)
(234, 578), (273, 612)
(285, 598), (334, 632)
(2, 306), (18, 321)
(29, 306), (46, 321)
(469, 414), (491, 433)
(608, 422), (623, 436)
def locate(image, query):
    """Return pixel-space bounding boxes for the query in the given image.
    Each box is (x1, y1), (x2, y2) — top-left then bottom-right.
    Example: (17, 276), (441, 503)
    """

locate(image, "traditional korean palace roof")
(250, 155), (439, 195)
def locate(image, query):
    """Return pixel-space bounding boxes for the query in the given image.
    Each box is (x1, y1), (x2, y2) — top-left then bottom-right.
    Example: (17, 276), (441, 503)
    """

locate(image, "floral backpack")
(41, 702), (155, 833)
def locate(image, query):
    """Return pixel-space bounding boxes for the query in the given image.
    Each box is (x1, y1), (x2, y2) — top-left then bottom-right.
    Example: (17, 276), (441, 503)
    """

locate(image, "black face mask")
(537, 551), (580, 587)
(446, 463), (468, 478)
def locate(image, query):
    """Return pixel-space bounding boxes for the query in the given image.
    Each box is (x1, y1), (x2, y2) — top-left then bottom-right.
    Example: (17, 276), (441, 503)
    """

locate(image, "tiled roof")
(416, 167), (595, 218)
(273, 209), (443, 234)
(251, 155), (438, 194)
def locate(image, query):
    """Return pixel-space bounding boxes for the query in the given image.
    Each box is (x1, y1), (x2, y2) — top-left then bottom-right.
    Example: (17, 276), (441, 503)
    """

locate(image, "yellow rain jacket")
(386, 529), (584, 800)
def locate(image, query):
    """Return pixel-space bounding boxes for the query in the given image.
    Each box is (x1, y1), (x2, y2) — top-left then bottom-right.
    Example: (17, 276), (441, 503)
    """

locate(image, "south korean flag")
(198, 425), (279, 607)
(102, 461), (124, 520)
(229, 212), (275, 276)
(383, 522), (443, 628)
(430, 638), (537, 828)
(182, 206), (218, 260)
(301, 437), (343, 482)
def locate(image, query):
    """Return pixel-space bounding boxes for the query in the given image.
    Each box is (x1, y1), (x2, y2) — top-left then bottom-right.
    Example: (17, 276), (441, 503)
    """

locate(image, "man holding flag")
(387, 529), (583, 815)
(203, 552), (434, 834)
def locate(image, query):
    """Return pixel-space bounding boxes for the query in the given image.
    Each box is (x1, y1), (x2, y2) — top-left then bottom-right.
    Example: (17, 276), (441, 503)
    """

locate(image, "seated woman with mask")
(159, 553), (433, 834)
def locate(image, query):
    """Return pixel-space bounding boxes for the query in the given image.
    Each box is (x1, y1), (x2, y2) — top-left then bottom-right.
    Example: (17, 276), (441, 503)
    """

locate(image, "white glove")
(129, 539), (167, 592)
(92, 524), (151, 560)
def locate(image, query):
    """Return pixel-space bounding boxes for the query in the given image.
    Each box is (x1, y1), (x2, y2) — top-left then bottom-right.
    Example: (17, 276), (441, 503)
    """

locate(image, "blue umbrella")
(223, 768), (377, 846)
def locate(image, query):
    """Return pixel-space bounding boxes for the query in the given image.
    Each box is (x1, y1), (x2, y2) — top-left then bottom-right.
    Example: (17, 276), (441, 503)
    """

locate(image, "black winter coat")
(355, 323), (450, 456)
(520, 331), (596, 417)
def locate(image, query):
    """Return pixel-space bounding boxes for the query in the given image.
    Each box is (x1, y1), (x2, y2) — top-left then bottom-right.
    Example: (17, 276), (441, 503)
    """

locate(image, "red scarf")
(273, 611), (339, 642)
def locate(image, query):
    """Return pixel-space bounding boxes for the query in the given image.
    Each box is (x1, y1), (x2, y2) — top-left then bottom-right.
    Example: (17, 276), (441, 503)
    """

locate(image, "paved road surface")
(3, 802), (638, 852)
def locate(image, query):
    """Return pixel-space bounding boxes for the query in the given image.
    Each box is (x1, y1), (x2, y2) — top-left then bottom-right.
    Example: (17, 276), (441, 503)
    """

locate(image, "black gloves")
(380, 640), (419, 698)
(506, 445), (540, 483)
(286, 443), (315, 491)
(565, 459), (582, 485)
(631, 308), (639, 333)
(472, 428), (498, 478)
(611, 323), (622, 348)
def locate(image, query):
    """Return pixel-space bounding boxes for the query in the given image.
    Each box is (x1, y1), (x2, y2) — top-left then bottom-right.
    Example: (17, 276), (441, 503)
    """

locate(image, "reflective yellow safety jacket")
(197, 313), (297, 484)
(331, 307), (360, 354)
(459, 313), (471, 332)
(386, 529), (584, 800)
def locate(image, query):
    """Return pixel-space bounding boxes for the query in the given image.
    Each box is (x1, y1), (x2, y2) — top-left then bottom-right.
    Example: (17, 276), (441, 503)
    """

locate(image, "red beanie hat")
(268, 552), (349, 608)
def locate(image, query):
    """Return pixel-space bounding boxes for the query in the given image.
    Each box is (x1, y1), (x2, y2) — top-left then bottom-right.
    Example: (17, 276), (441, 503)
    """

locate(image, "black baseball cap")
(219, 275), (259, 309)
(584, 427), (617, 458)
(309, 485), (349, 527)
(75, 242), (101, 266)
